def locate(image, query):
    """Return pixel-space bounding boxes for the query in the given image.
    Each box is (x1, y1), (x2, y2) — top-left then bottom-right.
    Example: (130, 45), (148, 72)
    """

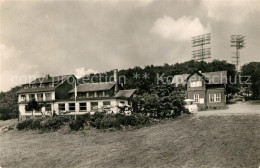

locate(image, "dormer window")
(49, 83), (54, 87)
(88, 92), (94, 97)
(32, 84), (37, 88)
(39, 84), (45, 87)
(24, 85), (29, 89)
(190, 81), (202, 87)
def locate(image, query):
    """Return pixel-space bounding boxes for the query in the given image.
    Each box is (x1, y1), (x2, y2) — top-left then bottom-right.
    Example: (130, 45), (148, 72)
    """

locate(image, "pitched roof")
(172, 71), (227, 85)
(69, 82), (115, 93)
(16, 87), (56, 94)
(202, 71), (227, 84)
(114, 89), (136, 98)
(16, 75), (75, 94)
(29, 75), (73, 84)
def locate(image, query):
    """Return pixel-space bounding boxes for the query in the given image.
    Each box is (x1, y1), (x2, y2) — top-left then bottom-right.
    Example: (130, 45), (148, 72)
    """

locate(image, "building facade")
(173, 71), (227, 109)
(16, 70), (136, 120)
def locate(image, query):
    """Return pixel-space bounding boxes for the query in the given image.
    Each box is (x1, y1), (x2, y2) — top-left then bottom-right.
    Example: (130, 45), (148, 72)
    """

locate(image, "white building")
(16, 69), (136, 120)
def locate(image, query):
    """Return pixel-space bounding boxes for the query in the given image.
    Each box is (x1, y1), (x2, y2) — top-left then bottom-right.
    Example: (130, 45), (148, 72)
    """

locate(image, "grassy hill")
(1, 114), (259, 168)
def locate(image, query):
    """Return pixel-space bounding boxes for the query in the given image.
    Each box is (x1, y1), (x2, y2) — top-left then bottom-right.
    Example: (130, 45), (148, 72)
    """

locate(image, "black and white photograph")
(0, 0), (260, 167)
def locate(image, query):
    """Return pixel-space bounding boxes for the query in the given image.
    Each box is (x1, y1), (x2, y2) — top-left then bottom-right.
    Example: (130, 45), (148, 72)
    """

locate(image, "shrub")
(69, 115), (89, 131)
(136, 115), (151, 125)
(94, 118), (102, 129)
(31, 118), (44, 129)
(100, 115), (121, 129)
(124, 115), (138, 126)
(40, 116), (71, 131)
(17, 119), (34, 130)
(16, 112), (157, 131)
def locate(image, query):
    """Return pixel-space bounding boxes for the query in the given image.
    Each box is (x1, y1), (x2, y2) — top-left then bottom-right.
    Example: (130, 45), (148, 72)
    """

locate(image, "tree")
(131, 84), (185, 118)
(241, 62), (260, 99)
(0, 86), (21, 120)
(25, 99), (42, 116)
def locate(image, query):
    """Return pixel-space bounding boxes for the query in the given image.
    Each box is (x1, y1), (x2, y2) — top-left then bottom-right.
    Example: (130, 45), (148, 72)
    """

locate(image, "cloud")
(150, 16), (211, 41)
(75, 67), (98, 78)
(202, 0), (260, 24)
(0, 44), (41, 91)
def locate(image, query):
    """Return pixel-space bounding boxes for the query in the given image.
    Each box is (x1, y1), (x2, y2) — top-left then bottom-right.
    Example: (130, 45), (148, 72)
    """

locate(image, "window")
(104, 91), (109, 97)
(103, 101), (111, 109)
(209, 94), (215, 103)
(45, 93), (52, 101)
(49, 83), (54, 87)
(78, 93), (86, 98)
(45, 104), (52, 111)
(194, 94), (199, 103)
(97, 91), (103, 97)
(216, 93), (221, 102)
(69, 103), (75, 111)
(79, 103), (87, 111)
(94, 92), (98, 97)
(88, 92), (94, 97)
(29, 94), (35, 101)
(39, 84), (45, 87)
(21, 95), (26, 101)
(32, 84), (37, 88)
(209, 93), (221, 103)
(59, 103), (65, 111)
(24, 85), (29, 89)
(37, 93), (43, 101)
(91, 102), (98, 110)
(190, 81), (202, 87)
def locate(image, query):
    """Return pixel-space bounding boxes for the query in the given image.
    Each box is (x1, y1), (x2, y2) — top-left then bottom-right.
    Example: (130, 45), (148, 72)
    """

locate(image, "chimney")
(44, 74), (50, 79)
(114, 69), (119, 93)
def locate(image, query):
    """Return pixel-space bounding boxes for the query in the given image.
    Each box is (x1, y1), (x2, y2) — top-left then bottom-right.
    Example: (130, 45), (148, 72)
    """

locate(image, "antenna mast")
(230, 35), (245, 72)
(192, 33), (211, 61)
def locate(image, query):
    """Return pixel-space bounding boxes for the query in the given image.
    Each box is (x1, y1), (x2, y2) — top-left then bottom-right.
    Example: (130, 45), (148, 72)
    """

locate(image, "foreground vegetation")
(16, 113), (160, 131)
(1, 114), (260, 168)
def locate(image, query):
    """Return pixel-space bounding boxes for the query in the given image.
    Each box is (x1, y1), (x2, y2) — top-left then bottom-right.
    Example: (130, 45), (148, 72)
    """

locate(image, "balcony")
(45, 96), (52, 101)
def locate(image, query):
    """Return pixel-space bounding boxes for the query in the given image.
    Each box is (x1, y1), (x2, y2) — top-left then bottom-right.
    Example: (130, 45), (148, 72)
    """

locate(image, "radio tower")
(230, 35), (245, 72)
(192, 33), (211, 61)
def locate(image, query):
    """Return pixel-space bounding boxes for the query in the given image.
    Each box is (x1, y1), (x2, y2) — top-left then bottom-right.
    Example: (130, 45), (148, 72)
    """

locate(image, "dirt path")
(196, 100), (260, 116)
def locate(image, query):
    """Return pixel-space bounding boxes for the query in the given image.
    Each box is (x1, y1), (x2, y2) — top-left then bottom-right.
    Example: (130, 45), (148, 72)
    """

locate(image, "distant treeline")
(2, 60), (259, 120)
(79, 60), (238, 95)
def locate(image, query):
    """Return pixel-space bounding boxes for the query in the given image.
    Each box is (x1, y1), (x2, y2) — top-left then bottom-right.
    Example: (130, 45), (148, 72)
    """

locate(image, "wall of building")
(53, 99), (128, 114)
(206, 88), (226, 107)
(55, 77), (76, 100)
(187, 90), (206, 108)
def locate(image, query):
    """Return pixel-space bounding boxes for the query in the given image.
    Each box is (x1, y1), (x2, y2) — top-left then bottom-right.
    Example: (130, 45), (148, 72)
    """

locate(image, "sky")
(0, 0), (260, 91)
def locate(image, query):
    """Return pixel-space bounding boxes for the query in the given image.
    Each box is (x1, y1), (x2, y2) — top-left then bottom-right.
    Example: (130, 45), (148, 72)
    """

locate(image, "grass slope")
(0, 115), (260, 168)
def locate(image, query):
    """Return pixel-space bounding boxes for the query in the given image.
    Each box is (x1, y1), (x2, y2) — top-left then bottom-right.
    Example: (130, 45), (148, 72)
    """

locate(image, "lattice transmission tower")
(230, 35), (245, 72)
(191, 33), (211, 61)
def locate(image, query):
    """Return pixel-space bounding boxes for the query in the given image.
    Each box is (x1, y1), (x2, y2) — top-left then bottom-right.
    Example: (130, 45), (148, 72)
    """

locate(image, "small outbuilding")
(173, 71), (227, 109)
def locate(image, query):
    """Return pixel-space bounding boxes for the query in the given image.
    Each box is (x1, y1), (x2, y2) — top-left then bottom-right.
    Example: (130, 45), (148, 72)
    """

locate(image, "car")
(184, 99), (198, 113)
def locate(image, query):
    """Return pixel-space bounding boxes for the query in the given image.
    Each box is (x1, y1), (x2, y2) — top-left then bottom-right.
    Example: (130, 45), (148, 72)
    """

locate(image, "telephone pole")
(191, 33), (211, 61)
(230, 35), (245, 72)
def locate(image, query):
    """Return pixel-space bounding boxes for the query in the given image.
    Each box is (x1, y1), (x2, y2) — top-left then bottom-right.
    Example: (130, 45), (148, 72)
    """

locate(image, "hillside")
(1, 114), (259, 167)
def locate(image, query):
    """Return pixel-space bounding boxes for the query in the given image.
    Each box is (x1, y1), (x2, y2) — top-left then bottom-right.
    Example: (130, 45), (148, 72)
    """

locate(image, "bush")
(100, 115), (121, 129)
(31, 118), (44, 129)
(40, 116), (71, 131)
(17, 112), (157, 131)
(93, 118), (102, 129)
(69, 115), (89, 131)
(0, 111), (18, 120)
(17, 119), (34, 130)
